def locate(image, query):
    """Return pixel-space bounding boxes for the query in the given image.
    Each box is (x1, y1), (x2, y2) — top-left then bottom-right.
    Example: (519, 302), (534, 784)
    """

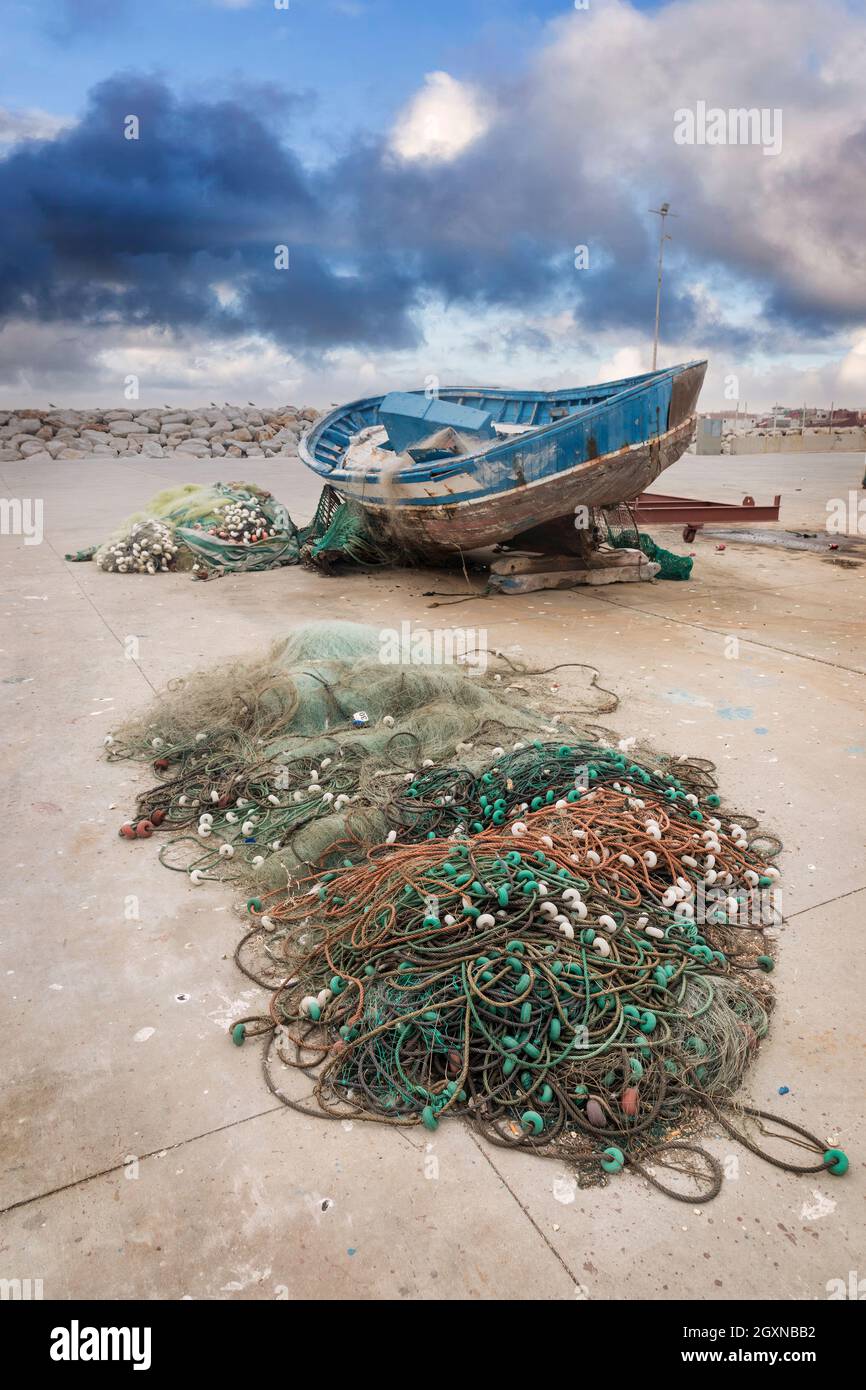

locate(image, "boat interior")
(309, 367), (685, 473)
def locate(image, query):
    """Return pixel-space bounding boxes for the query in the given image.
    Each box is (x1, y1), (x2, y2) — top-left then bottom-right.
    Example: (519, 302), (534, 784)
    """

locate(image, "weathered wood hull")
(300, 360), (706, 556)
(373, 414), (697, 553)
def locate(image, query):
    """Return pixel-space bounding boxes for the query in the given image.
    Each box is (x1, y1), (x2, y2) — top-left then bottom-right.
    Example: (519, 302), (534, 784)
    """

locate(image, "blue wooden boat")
(299, 360), (706, 554)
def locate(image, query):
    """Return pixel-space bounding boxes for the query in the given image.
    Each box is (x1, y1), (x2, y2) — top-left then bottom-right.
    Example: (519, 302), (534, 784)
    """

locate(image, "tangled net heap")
(72, 481), (396, 577)
(106, 623), (617, 888)
(107, 623), (850, 1196)
(237, 754), (800, 1198)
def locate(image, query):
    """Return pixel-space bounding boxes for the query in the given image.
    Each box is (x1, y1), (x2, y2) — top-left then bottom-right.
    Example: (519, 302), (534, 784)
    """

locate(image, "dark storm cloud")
(1, 48), (862, 365)
(326, 139), (747, 351)
(0, 75), (421, 353)
(1, 73), (585, 357)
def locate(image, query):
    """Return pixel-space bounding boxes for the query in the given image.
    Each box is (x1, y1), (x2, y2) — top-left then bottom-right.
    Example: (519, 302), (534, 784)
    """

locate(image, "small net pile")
(69, 481), (393, 577)
(94, 519), (182, 574)
(605, 504), (694, 580)
(70, 481), (300, 575)
(178, 486), (299, 575)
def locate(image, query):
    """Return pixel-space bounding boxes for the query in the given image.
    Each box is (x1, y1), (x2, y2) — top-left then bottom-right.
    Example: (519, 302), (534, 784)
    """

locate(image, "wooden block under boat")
(489, 550), (655, 592)
(490, 553), (587, 576)
(490, 547), (644, 576)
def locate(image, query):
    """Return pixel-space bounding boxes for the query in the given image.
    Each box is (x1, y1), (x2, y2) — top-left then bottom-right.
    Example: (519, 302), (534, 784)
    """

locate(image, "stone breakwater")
(0, 405), (320, 463)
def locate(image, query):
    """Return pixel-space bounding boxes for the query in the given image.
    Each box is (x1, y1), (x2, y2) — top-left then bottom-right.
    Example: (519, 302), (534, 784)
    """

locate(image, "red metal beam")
(630, 493), (781, 541)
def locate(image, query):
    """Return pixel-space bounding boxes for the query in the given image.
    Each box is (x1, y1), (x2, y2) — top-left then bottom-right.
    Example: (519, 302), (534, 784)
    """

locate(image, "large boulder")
(111, 420), (151, 435)
(17, 449), (53, 464)
(172, 439), (211, 456)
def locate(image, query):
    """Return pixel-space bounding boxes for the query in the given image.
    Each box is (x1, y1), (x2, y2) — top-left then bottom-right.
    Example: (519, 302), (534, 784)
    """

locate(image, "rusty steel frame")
(631, 491), (782, 542)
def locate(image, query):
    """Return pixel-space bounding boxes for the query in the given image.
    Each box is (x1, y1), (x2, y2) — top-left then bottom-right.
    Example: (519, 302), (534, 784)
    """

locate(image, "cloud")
(340, 0), (866, 379)
(0, 74), (419, 354)
(389, 72), (492, 164)
(0, 107), (74, 148)
(2, 0), (866, 407)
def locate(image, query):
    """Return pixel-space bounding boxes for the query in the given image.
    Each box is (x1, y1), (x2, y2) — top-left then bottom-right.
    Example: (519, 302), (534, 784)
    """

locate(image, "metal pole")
(649, 203), (673, 371)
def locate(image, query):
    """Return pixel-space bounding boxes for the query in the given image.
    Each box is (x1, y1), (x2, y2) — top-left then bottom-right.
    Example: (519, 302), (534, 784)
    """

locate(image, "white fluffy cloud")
(514, 0), (866, 324)
(378, 0), (866, 407)
(0, 106), (73, 149)
(389, 71), (492, 164)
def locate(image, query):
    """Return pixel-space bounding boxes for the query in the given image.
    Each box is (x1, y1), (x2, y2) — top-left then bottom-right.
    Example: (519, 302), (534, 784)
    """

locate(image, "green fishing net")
(606, 520), (694, 580)
(107, 621), (616, 888)
(102, 620), (851, 1201)
(66, 481), (392, 575)
(302, 486), (395, 567)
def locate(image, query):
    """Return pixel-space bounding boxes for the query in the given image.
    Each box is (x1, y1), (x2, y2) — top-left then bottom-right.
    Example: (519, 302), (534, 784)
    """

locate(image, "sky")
(1, 0), (865, 410)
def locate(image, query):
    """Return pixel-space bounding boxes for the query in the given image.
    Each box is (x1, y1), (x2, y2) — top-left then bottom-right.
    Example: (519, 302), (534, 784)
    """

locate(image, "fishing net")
(242, 789), (778, 1183)
(67, 480), (397, 575)
(105, 621), (849, 1199)
(107, 622), (620, 889)
(93, 519), (182, 574)
(605, 506), (694, 580)
(67, 481), (301, 574)
(232, 749), (814, 1201)
(297, 485), (397, 569)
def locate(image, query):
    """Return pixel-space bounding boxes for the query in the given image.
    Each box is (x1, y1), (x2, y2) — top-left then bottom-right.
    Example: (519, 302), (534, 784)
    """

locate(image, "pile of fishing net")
(105, 621), (850, 1197)
(65, 481), (299, 575)
(69, 482), (391, 577)
(233, 750), (797, 1198)
(106, 621), (616, 888)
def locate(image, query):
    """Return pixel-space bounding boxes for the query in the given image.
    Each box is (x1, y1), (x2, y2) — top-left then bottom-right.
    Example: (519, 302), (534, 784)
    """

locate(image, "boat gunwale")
(300, 360), (708, 484)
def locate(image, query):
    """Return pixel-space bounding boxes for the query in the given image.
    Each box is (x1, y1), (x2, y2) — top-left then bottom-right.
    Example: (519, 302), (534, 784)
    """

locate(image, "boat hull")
(300, 360), (706, 556)
(368, 413), (697, 554)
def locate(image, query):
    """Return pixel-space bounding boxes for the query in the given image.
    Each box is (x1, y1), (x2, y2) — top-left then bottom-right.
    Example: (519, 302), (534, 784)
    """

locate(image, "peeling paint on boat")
(300, 361), (707, 554)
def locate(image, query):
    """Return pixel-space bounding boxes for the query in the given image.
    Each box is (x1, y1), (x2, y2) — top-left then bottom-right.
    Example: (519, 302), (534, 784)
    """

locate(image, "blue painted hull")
(300, 360), (706, 553)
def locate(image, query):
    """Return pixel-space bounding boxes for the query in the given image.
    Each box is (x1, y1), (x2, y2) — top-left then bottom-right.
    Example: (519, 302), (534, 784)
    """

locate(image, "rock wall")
(0, 405), (319, 463)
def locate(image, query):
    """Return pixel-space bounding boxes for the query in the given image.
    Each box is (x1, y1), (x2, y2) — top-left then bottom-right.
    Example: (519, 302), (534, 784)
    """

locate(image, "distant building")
(703, 404), (865, 437)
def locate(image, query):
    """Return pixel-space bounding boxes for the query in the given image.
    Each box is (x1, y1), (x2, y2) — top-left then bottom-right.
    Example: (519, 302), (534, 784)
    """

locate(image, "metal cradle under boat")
(299, 360), (707, 554)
